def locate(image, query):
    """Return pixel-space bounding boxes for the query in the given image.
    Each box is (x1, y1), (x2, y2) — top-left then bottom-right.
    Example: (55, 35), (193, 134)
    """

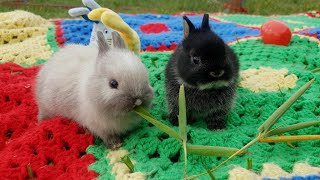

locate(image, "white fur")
(36, 43), (153, 145)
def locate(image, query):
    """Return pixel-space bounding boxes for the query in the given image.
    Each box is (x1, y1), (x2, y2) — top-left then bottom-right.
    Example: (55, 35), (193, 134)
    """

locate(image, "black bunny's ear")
(201, 14), (210, 30)
(183, 16), (195, 38)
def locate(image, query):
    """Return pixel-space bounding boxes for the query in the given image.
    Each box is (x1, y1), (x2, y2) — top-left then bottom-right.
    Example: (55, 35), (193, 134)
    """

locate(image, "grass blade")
(266, 121), (320, 137)
(134, 106), (182, 142)
(258, 79), (315, 133)
(206, 170), (216, 180)
(186, 144), (243, 157)
(187, 137), (260, 180)
(134, 104), (154, 117)
(183, 141), (187, 178)
(178, 84), (187, 142)
(27, 163), (34, 179)
(178, 84), (188, 178)
(259, 135), (320, 143)
(151, 59), (158, 67)
(247, 157), (252, 170)
(121, 155), (134, 172)
(311, 68), (320, 73)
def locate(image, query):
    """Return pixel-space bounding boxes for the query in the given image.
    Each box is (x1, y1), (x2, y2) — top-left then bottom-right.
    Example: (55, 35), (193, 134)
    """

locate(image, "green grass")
(0, 0), (319, 19)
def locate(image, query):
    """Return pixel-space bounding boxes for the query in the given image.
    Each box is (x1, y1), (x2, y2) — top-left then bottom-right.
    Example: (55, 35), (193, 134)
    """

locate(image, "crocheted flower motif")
(240, 67), (298, 92)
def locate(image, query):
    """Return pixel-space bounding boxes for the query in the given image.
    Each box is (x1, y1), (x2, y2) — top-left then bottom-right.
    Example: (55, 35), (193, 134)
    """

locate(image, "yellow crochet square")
(0, 35), (52, 64)
(0, 10), (50, 29)
(0, 10), (53, 65)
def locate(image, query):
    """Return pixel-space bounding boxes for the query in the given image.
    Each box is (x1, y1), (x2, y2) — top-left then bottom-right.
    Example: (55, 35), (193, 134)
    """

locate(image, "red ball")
(261, 20), (292, 46)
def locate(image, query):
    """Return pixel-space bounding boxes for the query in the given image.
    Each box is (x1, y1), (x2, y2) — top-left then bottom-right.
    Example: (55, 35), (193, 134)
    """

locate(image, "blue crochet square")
(60, 14), (260, 50)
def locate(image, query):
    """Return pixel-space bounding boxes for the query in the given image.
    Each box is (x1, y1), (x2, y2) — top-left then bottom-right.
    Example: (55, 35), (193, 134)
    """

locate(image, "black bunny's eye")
(192, 56), (201, 65)
(109, 79), (118, 89)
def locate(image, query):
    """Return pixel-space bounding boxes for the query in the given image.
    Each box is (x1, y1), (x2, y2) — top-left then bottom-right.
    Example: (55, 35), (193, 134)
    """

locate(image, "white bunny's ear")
(112, 31), (127, 49)
(68, 8), (90, 17)
(82, 0), (101, 9)
(97, 31), (110, 55)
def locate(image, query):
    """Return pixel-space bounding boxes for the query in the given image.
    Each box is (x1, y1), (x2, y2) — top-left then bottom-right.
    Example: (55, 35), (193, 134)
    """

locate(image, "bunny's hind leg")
(37, 106), (54, 123)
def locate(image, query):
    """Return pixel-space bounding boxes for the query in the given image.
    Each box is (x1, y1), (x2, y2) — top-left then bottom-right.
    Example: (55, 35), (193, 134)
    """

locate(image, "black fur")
(165, 14), (240, 130)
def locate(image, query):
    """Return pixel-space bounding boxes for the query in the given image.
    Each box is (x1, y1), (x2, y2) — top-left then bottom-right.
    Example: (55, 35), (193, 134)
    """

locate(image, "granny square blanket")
(0, 10), (320, 180)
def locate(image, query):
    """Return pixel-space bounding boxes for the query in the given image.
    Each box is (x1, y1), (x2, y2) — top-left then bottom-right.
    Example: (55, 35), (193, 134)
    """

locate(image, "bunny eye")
(104, 29), (108, 34)
(109, 79), (118, 89)
(192, 56), (201, 65)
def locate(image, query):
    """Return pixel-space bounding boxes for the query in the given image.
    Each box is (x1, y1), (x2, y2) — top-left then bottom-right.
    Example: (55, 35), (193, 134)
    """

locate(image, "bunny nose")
(135, 99), (142, 106)
(210, 70), (224, 77)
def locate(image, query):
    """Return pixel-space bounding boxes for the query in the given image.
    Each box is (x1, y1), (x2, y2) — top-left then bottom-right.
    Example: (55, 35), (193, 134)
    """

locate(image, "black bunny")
(165, 14), (240, 130)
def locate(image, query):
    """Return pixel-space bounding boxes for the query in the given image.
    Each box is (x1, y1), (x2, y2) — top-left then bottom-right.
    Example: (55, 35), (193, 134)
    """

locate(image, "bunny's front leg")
(102, 133), (122, 150)
(168, 101), (179, 126)
(205, 110), (227, 130)
(94, 128), (122, 149)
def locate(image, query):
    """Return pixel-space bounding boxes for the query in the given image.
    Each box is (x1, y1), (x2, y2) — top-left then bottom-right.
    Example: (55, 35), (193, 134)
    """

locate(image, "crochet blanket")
(0, 10), (320, 180)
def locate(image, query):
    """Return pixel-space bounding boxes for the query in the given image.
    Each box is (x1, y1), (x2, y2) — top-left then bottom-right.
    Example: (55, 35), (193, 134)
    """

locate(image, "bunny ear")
(201, 14), (210, 30)
(183, 16), (195, 38)
(112, 31), (127, 49)
(97, 31), (110, 55)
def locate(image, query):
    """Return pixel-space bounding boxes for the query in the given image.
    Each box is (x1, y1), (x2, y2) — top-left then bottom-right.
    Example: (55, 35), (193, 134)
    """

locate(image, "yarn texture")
(0, 63), (97, 179)
(213, 14), (320, 30)
(0, 10), (319, 180)
(239, 67), (298, 92)
(58, 14), (260, 51)
(0, 11), (55, 65)
(88, 50), (320, 180)
(229, 163), (320, 180)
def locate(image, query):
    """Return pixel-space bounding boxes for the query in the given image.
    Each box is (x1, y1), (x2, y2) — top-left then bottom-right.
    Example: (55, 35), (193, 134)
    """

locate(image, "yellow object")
(228, 163), (320, 180)
(88, 8), (140, 55)
(240, 67), (298, 92)
(0, 10), (53, 65)
(106, 149), (146, 180)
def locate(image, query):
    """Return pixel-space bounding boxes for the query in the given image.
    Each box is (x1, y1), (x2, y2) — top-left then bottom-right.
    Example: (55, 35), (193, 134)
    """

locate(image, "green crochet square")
(87, 35), (320, 180)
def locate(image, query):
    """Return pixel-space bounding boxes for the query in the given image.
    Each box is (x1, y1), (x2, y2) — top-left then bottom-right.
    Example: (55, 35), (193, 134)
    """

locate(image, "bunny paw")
(104, 135), (123, 150)
(169, 114), (179, 126)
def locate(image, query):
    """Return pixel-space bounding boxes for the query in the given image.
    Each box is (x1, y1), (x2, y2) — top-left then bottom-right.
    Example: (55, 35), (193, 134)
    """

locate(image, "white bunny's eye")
(104, 29), (108, 34)
(191, 56), (201, 65)
(109, 79), (118, 89)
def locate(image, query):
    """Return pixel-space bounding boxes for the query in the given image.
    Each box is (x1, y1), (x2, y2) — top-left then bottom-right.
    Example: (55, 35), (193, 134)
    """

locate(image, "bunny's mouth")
(134, 99), (142, 107)
(121, 99), (151, 113)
